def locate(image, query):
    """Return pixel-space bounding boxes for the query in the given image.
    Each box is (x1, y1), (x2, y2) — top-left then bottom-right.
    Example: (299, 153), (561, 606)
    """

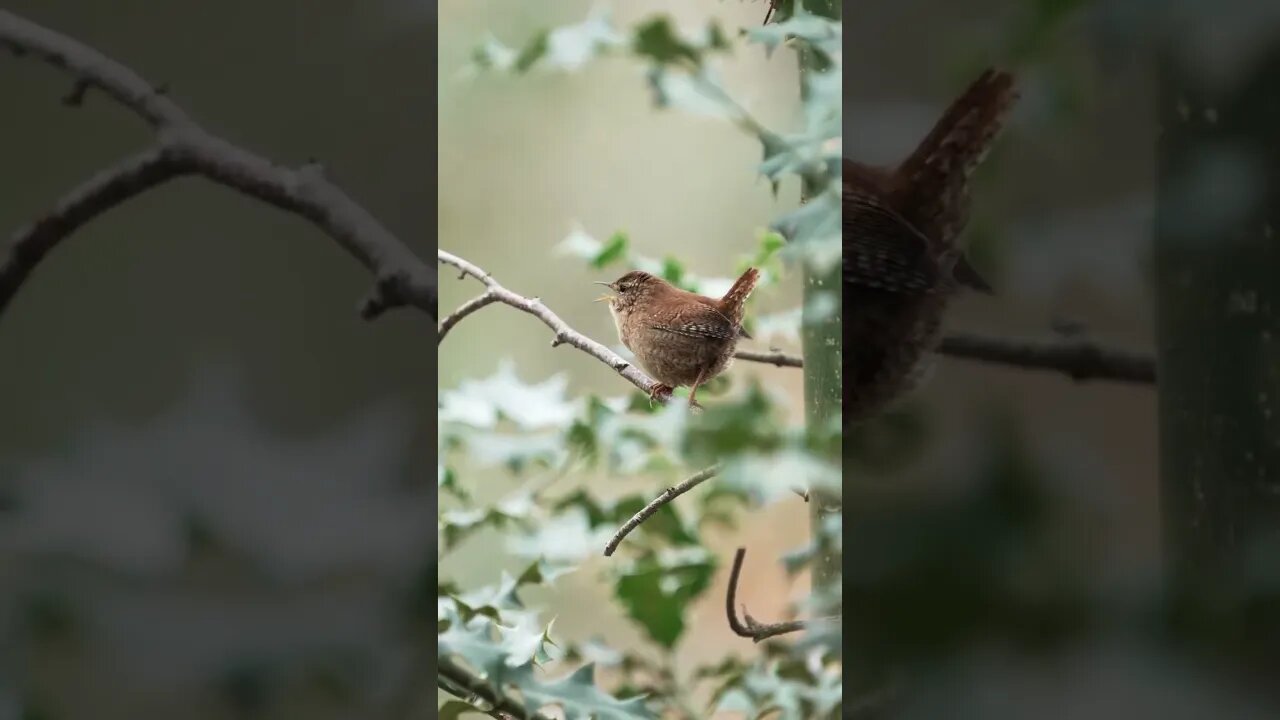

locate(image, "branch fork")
(0, 9), (436, 324)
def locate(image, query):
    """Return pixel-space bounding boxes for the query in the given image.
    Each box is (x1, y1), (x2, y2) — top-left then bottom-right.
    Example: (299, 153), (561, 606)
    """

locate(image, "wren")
(597, 268), (759, 406)
(844, 68), (1018, 423)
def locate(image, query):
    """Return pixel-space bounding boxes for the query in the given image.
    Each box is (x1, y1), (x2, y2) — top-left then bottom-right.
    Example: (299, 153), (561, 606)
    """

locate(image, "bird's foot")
(647, 383), (674, 406)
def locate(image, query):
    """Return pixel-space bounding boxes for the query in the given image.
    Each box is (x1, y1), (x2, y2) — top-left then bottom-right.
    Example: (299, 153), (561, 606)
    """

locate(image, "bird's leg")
(687, 369), (707, 410)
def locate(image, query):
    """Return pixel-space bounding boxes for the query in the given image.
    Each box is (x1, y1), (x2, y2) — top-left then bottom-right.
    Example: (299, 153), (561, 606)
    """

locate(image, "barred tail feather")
(898, 69), (1017, 186)
(718, 267), (759, 323)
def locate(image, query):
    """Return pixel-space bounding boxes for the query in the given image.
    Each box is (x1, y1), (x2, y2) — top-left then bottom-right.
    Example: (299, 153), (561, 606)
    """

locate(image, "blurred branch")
(0, 9), (436, 322)
(603, 464), (719, 557)
(734, 335), (1157, 384)
(734, 348), (804, 367)
(438, 249), (670, 401)
(726, 547), (818, 642)
(845, 677), (905, 718)
(382, 646), (434, 720)
(0, 146), (189, 318)
(938, 332), (1156, 384)
(763, 0), (780, 25)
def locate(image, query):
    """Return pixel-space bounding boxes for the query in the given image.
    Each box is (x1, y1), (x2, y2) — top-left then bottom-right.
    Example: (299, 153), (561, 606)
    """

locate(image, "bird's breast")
(608, 303), (632, 350)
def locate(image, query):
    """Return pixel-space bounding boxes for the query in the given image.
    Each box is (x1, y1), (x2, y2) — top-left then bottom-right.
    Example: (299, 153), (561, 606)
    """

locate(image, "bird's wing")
(844, 184), (941, 294)
(648, 300), (738, 341)
(691, 295), (752, 338)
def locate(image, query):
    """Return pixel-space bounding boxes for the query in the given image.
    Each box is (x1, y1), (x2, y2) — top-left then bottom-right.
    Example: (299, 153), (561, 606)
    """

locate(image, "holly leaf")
(774, 187), (841, 274)
(438, 464), (470, 502)
(592, 231), (630, 269)
(508, 508), (613, 563)
(515, 663), (657, 720)
(614, 547), (716, 648)
(632, 17), (702, 65)
(440, 360), (579, 430)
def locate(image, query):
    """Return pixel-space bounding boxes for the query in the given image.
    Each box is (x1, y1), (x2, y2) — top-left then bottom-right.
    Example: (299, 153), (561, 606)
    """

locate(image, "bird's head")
(594, 270), (662, 310)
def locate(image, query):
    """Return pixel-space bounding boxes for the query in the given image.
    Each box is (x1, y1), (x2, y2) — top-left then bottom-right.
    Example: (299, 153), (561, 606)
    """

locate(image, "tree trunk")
(1155, 40), (1280, 628)
(798, 0), (843, 618)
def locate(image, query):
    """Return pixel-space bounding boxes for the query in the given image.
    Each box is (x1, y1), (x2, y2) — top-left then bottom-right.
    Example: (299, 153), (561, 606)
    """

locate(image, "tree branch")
(729, 334), (1157, 385)
(937, 332), (1156, 384)
(438, 655), (552, 720)
(0, 9), (187, 127)
(438, 248), (670, 401)
(603, 464), (719, 557)
(0, 9), (436, 322)
(438, 292), (501, 343)
(733, 348), (803, 367)
(433, 253), (803, 376)
(1, 146), (188, 317)
(726, 547), (813, 643)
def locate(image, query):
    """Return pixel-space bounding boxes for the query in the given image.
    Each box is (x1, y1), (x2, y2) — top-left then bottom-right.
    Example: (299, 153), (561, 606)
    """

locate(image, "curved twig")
(726, 547), (813, 642)
(1, 146), (188, 316)
(0, 9), (436, 322)
(603, 464), (720, 556)
(438, 292), (500, 344)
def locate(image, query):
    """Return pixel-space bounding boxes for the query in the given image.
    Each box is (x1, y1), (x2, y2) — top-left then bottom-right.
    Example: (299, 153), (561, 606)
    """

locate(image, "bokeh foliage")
(836, 0), (1280, 716)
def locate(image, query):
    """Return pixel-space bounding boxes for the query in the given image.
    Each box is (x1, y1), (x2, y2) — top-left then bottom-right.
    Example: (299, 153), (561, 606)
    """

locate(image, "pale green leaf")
(440, 360), (578, 430)
(517, 663), (657, 720)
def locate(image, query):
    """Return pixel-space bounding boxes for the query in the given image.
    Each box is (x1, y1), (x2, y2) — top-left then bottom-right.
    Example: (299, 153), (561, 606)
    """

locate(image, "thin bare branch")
(0, 10), (188, 126)
(726, 547), (813, 643)
(603, 465), (720, 557)
(937, 332), (1156, 384)
(438, 292), (500, 344)
(1, 146), (187, 317)
(846, 677), (905, 718)
(438, 248), (669, 400)
(0, 9), (436, 322)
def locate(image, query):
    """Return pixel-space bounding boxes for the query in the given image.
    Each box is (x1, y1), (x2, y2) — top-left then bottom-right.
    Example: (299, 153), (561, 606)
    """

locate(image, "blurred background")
(846, 0), (1160, 596)
(0, 1), (433, 718)
(845, 1), (1280, 718)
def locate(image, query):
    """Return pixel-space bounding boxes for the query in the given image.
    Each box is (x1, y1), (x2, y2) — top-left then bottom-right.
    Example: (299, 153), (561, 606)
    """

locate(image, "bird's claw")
(648, 384), (674, 406)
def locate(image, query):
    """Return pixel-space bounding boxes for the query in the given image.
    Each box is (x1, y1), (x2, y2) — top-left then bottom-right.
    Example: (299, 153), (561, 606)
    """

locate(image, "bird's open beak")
(593, 281), (615, 303)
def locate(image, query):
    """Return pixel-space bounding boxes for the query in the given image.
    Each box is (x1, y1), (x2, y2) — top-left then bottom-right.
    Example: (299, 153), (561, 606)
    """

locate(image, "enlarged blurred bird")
(844, 69), (1018, 423)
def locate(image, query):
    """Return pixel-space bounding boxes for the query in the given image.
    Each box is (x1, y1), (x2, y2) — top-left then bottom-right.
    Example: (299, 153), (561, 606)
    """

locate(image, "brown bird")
(597, 268), (759, 406)
(844, 68), (1018, 423)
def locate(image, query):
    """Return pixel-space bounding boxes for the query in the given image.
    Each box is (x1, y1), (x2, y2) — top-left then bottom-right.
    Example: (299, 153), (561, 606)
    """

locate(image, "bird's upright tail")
(897, 69), (1018, 188)
(718, 267), (759, 325)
